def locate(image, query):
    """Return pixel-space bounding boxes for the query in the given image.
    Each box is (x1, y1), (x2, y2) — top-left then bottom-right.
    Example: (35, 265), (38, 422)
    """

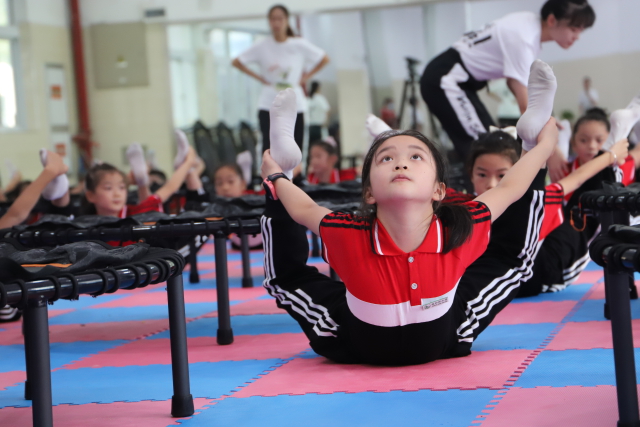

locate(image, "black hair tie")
(0, 281), (7, 308)
(146, 260), (167, 284)
(46, 275), (62, 305)
(165, 253), (185, 278)
(133, 262), (152, 288)
(224, 218), (232, 236)
(121, 263), (140, 289)
(103, 268), (121, 294)
(89, 270), (110, 297)
(13, 279), (29, 309)
(58, 273), (79, 300)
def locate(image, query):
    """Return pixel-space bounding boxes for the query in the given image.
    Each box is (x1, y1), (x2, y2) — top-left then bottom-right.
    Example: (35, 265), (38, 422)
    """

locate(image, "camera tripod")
(397, 57), (420, 131)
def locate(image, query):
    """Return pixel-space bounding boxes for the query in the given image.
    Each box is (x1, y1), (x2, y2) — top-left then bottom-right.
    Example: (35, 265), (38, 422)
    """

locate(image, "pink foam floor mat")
(491, 301), (575, 325)
(234, 349), (531, 397)
(478, 385), (639, 427)
(545, 319), (640, 350)
(91, 287), (267, 308)
(66, 333), (309, 368)
(0, 398), (212, 427)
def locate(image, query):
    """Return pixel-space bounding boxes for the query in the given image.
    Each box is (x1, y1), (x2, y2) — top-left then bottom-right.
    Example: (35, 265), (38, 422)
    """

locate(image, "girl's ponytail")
(434, 202), (474, 253)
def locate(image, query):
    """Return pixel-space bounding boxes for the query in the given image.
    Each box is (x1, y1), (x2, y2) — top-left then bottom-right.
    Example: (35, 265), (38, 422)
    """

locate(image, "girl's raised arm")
(475, 59), (558, 221)
(557, 138), (628, 196)
(262, 149), (329, 235)
(475, 118), (557, 221)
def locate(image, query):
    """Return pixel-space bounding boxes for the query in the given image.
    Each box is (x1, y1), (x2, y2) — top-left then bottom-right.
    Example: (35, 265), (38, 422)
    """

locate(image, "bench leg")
(24, 300), (53, 427)
(214, 231), (233, 345)
(166, 275), (195, 417)
(605, 267), (640, 427)
(241, 233), (254, 288)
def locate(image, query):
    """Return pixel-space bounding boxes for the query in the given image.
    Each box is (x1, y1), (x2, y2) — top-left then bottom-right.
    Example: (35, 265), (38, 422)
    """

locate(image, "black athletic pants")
(455, 169), (547, 351)
(261, 171), (547, 363)
(259, 110), (304, 153)
(260, 198), (355, 363)
(420, 48), (495, 162)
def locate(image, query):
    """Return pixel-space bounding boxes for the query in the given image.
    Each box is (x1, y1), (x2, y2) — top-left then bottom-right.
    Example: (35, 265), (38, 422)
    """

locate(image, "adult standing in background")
(232, 4), (330, 152)
(578, 76), (599, 114)
(307, 81), (331, 142)
(420, 0), (595, 181)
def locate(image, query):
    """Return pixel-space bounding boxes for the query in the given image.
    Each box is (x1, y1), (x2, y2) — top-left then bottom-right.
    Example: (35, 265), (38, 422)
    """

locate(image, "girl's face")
(269, 8), (288, 38)
(547, 16), (584, 49)
(86, 171), (127, 217)
(471, 153), (514, 196)
(366, 135), (444, 209)
(309, 145), (337, 178)
(573, 120), (608, 164)
(215, 166), (245, 198)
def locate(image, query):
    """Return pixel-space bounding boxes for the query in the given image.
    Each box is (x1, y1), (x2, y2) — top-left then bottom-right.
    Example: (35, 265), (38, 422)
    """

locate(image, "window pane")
(209, 29), (226, 59)
(0, 38), (17, 128)
(0, 0), (9, 26)
(227, 31), (252, 59)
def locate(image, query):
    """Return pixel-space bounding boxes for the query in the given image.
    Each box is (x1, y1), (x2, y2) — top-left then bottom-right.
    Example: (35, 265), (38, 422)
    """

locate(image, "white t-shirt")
(307, 93), (330, 125)
(237, 36), (326, 112)
(453, 11), (542, 87)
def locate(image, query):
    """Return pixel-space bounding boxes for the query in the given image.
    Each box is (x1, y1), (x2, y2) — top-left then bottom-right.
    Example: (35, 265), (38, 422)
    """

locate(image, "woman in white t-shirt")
(307, 81), (331, 143)
(232, 4), (329, 153)
(420, 0), (595, 181)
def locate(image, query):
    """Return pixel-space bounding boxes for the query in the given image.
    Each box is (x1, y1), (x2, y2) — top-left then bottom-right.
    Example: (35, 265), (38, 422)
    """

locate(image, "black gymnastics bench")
(1, 215), (262, 346)
(0, 241), (192, 427)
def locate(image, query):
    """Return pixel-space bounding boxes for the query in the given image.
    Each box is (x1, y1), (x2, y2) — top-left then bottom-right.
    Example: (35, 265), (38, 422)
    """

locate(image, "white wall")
(0, 0), (78, 184)
(79, 0), (441, 25)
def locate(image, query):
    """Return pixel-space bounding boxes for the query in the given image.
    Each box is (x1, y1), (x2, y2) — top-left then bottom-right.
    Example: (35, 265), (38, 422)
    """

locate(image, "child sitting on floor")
(258, 60), (559, 365)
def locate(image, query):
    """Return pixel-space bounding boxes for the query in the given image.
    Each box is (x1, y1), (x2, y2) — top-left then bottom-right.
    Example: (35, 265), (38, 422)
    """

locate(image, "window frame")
(0, 0), (25, 132)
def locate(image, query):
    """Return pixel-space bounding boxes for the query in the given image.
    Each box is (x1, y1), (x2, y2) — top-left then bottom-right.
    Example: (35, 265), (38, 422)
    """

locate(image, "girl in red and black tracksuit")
(521, 111), (633, 296)
(445, 127), (628, 298)
(259, 88), (558, 364)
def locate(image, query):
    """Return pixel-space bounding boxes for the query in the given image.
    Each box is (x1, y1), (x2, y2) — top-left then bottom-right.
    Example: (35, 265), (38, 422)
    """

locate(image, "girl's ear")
(85, 190), (96, 204)
(546, 13), (558, 28)
(433, 182), (446, 202)
(364, 187), (376, 205)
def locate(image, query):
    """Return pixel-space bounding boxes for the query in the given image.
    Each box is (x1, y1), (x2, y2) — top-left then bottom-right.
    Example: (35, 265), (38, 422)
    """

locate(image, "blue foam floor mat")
(150, 314), (301, 339)
(177, 389), (498, 427)
(515, 348), (640, 387)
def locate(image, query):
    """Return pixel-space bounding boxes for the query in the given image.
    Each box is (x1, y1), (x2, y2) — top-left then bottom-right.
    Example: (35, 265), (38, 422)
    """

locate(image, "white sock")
(516, 60), (557, 151)
(630, 123), (640, 145)
(174, 129), (190, 170)
(39, 149), (69, 201)
(126, 143), (149, 187)
(557, 119), (572, 159)
(366, 114), (392, 137)
(269, 88), (302, 179)
(236, 150), (253, 184)
(626, 91), (640, 110)
(603, 106), (640, 150)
